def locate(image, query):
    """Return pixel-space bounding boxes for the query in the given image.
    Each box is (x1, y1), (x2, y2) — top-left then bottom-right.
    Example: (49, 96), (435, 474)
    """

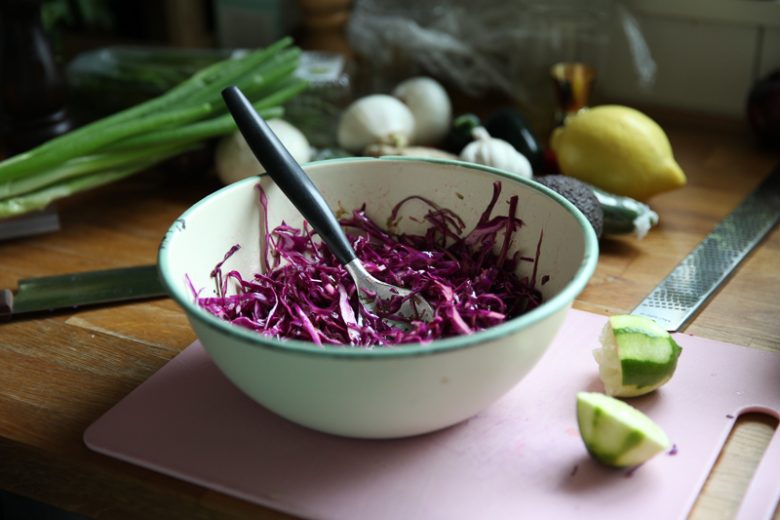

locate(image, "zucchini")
(533, 174), (658, 239)
(591, 186), (659, 238)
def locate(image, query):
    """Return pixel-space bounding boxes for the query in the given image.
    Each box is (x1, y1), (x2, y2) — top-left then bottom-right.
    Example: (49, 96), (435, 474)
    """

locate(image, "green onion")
(110, 86), (299, 151)
(0, 38), (305, 219)
(0, 105), (285, 201)
(0, 158), (170, 218)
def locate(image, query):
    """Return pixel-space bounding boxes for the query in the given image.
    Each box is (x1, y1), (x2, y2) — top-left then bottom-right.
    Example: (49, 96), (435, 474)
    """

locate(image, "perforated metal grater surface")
(632, 165), (780, 332)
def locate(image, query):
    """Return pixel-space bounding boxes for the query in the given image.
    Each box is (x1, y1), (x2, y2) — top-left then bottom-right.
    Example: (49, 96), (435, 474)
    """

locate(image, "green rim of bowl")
(158, 156), (599, 359)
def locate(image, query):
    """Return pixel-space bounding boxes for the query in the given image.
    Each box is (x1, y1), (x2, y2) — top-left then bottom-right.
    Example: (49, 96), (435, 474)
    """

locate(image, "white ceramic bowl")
(158, 157), (598, 438)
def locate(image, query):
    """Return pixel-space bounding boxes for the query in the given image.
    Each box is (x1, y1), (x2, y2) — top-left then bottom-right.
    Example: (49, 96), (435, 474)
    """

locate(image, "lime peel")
(577, 391), (671, 468)
(594, 314), (682, 397)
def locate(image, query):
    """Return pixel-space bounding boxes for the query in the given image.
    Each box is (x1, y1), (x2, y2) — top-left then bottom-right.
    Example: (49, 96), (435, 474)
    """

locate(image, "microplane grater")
(632, 165), (780, 332)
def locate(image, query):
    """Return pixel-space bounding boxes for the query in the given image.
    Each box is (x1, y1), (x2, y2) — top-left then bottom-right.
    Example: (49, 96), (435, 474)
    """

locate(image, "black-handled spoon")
(221, 85), (433, 323)
(221, 86), (355, 265)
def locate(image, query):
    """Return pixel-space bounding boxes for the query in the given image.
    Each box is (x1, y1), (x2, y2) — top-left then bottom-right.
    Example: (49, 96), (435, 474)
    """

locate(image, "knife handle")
(0, 289), (13, 320)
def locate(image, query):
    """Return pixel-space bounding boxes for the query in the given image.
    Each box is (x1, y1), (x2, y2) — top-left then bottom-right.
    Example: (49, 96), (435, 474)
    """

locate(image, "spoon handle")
(221, 86), (357, 266)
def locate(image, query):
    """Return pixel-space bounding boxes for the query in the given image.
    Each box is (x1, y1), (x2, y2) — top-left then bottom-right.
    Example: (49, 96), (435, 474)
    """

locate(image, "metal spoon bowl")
(221, 86), (434, 325)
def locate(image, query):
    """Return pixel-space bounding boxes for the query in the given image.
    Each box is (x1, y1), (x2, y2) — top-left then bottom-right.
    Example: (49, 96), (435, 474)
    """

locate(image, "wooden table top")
(0, 114), (778, 519)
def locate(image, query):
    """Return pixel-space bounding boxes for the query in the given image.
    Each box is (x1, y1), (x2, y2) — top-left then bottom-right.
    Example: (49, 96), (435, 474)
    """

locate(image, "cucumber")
(533, 174), (659, 239)
(590, 186), (659, 238)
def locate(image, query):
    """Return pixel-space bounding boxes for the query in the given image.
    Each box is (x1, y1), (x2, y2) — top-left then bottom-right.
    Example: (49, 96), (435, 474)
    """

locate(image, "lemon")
(550, 105), (686, 201)
(577, 392), (671, 468)
(593, 314), (682, 397)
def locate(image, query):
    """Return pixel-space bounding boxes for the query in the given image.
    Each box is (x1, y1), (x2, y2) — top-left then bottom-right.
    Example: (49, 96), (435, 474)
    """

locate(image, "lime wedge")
(593, 314), (682, 397)
(576, 391), (671, 467)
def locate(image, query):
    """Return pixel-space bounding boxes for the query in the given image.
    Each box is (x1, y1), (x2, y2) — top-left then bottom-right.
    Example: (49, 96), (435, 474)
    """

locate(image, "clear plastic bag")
(347, 0), (655, 103)
(66, 47), (239, 114)
(65, 47), (352, 147)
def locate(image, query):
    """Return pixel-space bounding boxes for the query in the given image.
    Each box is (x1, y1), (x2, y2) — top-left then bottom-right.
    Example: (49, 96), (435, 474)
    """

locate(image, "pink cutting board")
(84, 309), (780, 520)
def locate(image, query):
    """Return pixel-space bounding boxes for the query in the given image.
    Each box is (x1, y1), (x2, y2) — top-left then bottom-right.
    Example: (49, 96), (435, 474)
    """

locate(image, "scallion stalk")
(0, 141), (195, 199)
(110, 85), (301, 150)
(0, 156), (184, 218)
(0, 102), (218, 182)
(0, 38), (306, 219)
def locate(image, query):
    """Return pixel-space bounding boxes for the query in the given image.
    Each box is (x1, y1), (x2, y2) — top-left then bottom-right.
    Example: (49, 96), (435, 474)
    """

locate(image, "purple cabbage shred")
(194, 182), (544, 347)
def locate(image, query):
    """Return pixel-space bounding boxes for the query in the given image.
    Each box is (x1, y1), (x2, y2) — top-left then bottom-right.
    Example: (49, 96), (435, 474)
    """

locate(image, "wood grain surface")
(0, 117), (778, 519)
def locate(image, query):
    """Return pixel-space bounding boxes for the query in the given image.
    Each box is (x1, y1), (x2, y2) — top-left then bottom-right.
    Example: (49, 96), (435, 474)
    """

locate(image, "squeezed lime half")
(593, 314), (682, 397)
(576, 391), (671, 468)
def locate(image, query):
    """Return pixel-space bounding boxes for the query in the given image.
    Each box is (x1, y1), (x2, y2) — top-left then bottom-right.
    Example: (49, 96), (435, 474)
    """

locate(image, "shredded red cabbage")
(194, 182), (545, 347)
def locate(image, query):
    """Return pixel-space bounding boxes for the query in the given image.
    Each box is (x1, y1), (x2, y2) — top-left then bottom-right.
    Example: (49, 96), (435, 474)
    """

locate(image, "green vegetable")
(533, 174), (658, 239)
(590, 186), (659, 239)
(0, 37), (307, 218)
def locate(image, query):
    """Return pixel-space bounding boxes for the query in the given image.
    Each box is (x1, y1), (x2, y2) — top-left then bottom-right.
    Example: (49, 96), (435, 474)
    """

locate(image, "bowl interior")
(159, 157), (598, 354)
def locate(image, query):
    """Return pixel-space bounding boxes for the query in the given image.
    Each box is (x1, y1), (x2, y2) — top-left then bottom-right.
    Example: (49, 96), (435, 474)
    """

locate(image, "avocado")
(534, 174), (604, 238)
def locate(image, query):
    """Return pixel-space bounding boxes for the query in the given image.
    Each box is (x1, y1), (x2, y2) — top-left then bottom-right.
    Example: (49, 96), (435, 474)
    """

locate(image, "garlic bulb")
(459, 127), (532, 179)
(392, 77), (452, 145)
(215, 119), (311, 185)
(337, 94), (415, 153)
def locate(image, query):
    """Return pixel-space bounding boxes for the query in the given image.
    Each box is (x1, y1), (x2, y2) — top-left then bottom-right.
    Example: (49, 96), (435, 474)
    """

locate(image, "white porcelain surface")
(158, 158), (598, 438)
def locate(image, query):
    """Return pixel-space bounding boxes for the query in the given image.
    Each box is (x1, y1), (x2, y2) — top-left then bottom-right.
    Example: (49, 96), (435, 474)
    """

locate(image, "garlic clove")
(392, 77), (452, 146)
(337, 94), (415, 153)
(459, 126), (533, 179)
